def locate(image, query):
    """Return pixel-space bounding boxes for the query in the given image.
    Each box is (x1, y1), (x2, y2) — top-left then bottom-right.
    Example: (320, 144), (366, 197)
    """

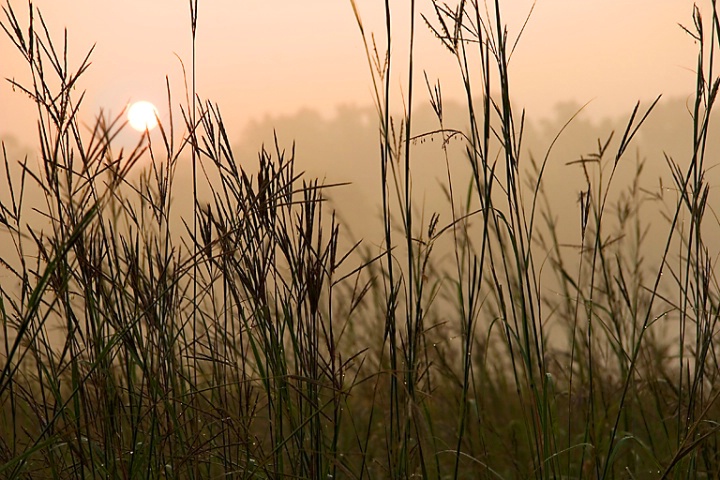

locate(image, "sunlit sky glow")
(0, 0), (702, 147)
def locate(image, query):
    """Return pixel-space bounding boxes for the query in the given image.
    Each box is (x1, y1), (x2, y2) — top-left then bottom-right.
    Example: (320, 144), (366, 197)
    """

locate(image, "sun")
(127, 101), (159, 132)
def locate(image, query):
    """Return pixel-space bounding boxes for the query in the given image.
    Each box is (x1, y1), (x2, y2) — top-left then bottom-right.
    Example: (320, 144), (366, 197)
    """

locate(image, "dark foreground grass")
(2, 1), (720, 478)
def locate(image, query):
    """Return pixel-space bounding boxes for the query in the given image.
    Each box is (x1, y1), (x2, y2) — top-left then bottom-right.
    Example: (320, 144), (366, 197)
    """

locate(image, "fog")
(221, 96), (717, 257)
(2, 94), (716, 255)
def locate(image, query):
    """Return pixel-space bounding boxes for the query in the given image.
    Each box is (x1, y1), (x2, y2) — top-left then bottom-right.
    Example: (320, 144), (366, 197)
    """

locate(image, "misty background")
(2, 94), (717, 278)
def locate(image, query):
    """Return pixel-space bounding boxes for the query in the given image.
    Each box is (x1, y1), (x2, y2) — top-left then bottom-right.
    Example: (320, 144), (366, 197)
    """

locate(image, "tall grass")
(1, 0), (720, 478)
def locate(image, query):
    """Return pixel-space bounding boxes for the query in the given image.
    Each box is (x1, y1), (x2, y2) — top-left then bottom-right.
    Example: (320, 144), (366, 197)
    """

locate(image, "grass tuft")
(2, 0), (720, 478)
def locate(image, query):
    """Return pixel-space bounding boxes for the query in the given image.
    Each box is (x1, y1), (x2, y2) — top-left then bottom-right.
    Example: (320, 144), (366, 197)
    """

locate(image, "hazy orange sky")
(0, 1), (703, 147)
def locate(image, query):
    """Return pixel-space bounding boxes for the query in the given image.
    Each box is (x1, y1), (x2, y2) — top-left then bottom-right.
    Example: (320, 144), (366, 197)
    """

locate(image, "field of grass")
(2, 1), (720, 478)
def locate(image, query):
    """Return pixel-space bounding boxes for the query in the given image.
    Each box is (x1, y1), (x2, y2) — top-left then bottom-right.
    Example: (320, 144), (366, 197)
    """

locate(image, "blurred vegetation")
(1, 1), (720, 478)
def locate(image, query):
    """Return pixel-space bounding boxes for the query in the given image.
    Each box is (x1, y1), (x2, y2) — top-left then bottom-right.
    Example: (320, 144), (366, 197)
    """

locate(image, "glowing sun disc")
(127, 101), (159, 132)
